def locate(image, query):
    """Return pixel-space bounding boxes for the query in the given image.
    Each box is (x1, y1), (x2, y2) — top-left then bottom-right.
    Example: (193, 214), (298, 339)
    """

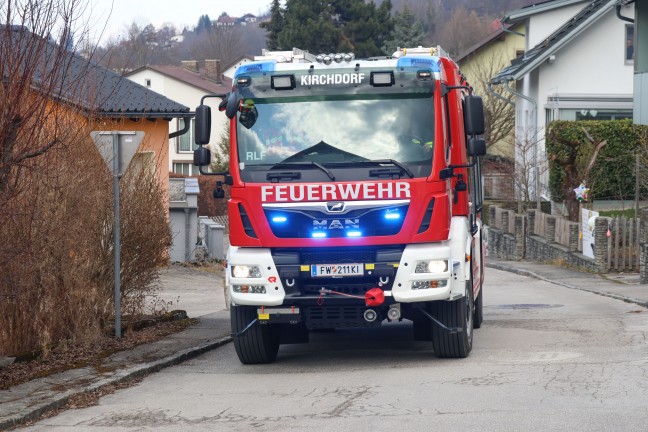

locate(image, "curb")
(487, 262), (648, 308)
(0, 336), (232, 430)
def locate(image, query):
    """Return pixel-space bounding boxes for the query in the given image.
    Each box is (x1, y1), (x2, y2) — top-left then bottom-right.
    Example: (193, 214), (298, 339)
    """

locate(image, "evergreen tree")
(383, 6), (426, 55)
(269, 0), (392, 58)
(334, 0), (393, 58)
(196, 14), (212, 33)
(260, 0), (285, 50)
(277, 0), (340, 54)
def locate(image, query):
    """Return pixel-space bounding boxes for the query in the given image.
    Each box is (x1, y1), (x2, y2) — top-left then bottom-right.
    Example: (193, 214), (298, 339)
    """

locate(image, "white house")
(222, 55), (255, 80)
(490, 0), (635, 200)
(126, 60), (232, 176)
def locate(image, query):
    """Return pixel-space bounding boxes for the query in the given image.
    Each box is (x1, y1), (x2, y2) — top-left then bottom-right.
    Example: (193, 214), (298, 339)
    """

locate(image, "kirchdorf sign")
(300, 73), (366, 86)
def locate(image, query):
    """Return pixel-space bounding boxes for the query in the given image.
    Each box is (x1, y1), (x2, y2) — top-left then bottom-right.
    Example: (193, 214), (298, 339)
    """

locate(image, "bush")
(0, 128), (171, 356)
(547, 119), (643, 201)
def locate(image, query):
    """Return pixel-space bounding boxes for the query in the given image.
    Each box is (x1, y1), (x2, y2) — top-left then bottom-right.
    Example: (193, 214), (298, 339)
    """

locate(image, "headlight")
(231, 265), (261, 278)
(415, 260), (448, 273)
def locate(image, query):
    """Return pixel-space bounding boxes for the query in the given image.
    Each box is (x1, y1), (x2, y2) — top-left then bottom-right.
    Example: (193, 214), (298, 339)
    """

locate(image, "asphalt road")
(21, 268), (648, 431)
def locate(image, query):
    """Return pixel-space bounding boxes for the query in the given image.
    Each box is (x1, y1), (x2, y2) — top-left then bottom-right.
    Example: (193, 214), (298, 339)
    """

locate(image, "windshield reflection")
(236, 95), (434, 169)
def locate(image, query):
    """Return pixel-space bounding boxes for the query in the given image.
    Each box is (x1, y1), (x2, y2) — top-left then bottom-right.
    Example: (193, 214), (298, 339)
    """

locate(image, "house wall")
(515, 7), (634, 201)
(634, 0), (648, 125)
(458, 24), (526, 159)
(126, 70), (228, 174)
(527, 2), (589, 47)
(95, 117), (171, 201)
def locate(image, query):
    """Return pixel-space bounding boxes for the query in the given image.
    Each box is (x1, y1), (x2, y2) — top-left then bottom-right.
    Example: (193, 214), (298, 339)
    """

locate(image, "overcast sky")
(85, 0), (273, 43)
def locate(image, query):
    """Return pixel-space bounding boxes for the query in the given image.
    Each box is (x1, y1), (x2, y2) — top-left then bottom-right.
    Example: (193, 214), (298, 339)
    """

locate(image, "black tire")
(473, 284), (483, 329)
(431, 282), (473, 358)
(231, 305), (280, 364)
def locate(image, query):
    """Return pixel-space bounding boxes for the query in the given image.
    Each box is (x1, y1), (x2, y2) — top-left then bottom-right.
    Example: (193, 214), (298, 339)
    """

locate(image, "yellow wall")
(457, 24), (526, 158)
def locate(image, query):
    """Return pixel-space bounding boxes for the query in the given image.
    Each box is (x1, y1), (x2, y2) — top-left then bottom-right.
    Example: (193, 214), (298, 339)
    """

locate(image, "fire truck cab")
(193, 47), (486, 364)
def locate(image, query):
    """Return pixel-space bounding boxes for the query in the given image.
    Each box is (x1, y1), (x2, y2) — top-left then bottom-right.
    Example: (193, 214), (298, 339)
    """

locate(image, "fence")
(487, 205), (643, 274)
(532, 211), (581, 252)
(606, 216), (641, 271)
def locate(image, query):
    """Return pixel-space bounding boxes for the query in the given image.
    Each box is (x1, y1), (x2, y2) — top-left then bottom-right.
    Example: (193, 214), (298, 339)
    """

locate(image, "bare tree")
(461, 48), (516, 155)
(513, 125), (547, 213)
(0, 0), (94, 196)
(434, 7), (490, 57)
(0, 1), (173, 354)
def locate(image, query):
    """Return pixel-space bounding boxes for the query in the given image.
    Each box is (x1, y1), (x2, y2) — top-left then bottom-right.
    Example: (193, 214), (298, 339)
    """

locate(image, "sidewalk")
(1, 260), (647, 429)
(0, 265), (232, 430)
(487, 259), (648, 308)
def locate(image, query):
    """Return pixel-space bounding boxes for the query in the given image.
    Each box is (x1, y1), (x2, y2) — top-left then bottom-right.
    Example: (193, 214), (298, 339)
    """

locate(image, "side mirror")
(193, 146), (211, 167)
(464, 95), (485, 135)
(225, 91), (240, 119)
(195, 104), (211, 145)
(467, 137), (486, 157)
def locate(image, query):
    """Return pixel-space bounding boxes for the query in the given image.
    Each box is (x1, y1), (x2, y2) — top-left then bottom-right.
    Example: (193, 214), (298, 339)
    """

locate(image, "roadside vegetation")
(0, 1), (172, 360)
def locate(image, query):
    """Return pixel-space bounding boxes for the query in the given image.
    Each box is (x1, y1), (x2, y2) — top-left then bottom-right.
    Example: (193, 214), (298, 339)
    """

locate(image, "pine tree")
(383, 6), (426, 55)
(196, 15), (212, 34)
(265, 0), (392, 58)
(260, 0), (285, 50)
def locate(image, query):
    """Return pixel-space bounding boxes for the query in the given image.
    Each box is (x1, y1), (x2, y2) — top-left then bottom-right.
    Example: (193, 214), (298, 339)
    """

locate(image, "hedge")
(546, 119), (646, 201)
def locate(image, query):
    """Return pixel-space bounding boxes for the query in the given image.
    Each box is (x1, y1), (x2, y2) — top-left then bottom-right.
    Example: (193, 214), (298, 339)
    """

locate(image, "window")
(145, 78), (151, 87)
(177, 118), (197, 152)
(545, 94), (633, 122)
(626, 24), (635, 64)
(173, 162), (193, 176)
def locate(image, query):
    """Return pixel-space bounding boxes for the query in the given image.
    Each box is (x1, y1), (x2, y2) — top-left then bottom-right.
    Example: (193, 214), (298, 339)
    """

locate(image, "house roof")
(455, 25), (510, 63)
(502, 0), (589, 24)
(491, 0), (616, 83)
(127, 65), (233, 95)
(2, 26), (191, 118)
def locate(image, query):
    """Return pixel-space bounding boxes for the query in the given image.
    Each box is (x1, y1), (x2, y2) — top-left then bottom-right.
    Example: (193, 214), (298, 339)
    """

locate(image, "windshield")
(236, 94), (435, 180)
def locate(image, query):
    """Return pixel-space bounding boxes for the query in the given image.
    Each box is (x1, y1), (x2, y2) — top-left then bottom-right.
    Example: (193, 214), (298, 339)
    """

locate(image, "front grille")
(264, 203), (408, 238)
(301, 250), (375, 264)
(272, 246), (404, 264)
(305, 306), (380, 329)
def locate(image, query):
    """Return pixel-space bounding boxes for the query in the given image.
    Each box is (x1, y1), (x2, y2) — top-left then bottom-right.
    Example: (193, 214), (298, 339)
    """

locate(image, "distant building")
(126, 60), (231, 176)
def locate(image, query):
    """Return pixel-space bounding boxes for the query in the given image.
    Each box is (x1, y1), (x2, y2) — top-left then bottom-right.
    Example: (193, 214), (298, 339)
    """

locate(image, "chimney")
(204, 59), (222, 83)
(181, 60), (199, 73)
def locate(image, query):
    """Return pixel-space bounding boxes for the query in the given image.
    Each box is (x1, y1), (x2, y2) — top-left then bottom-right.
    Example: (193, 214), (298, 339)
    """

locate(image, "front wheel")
(473, 285), (483, 329)
(231, 305), (280, 364)
(431, 282), (473, 358)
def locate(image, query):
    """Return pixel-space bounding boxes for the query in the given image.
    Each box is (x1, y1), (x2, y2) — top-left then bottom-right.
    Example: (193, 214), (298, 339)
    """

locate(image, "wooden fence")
(488, 206), (642, 272)
(533, 211), (581, 252)
(606, 217), (641, 271)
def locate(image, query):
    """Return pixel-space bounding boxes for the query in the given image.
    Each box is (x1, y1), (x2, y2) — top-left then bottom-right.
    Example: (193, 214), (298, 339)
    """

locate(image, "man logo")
(326, 202), (345, 213)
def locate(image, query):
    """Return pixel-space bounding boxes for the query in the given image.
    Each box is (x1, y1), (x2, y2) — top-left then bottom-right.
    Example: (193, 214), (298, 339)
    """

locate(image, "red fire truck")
(193, 46), (486, 364)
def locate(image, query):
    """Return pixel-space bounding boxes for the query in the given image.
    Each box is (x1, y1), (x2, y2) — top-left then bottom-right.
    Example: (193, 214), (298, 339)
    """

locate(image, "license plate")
(311, 263), (363, 277)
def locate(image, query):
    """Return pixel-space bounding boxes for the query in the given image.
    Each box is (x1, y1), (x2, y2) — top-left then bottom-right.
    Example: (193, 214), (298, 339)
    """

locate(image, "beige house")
(456, 23), (527, 160)
(126, 61), (232, 176)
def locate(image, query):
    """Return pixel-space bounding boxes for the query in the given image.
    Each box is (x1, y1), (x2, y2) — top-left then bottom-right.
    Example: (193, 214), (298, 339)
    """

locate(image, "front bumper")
(227, 243), (465, 307)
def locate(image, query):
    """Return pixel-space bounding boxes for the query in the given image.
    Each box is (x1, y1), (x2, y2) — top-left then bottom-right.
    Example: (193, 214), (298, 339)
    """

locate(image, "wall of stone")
(486, 206), (610, 273)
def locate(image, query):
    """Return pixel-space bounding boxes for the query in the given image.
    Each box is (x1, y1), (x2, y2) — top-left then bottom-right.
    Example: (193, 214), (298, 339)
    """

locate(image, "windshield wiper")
(271, 161), (336, 181)
(340, 159), (414, 178)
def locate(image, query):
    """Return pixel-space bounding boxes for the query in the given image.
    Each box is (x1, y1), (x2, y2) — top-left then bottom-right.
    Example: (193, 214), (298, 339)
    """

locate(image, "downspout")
(502, 79), (541, 210)
(487, 82), (515, 108)
(616, 2), (635, 23)
(500, 21), (525, 37)
(169, 115), (194, 139)
(185, 208), (191, 262)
